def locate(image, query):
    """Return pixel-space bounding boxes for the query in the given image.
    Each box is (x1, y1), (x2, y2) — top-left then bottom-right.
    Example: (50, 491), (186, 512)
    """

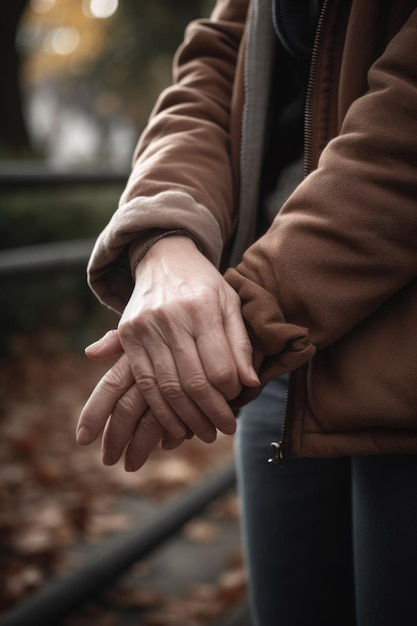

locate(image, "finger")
(161, 427), (194, 451)
(161, 435), (187, 451)
(124, 410), (164, 472)
(85, 329), (123, 360)
(178, 284), (259, 392)
(101, 383), (148, 466)
(222, 296), (260, 388)
(127, 341), (217, 443)
(159, 296), (242, 401)
(195, 320), (242, 400)
(159, 336), (237, 436)
(76, 354), (134, 445)
(137, 299), (239, 434)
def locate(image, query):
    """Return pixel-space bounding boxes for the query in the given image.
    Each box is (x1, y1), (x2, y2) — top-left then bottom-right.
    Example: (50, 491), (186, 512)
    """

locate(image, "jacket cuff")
(129, 229), (202, 277)
(225, 266), (316, 407)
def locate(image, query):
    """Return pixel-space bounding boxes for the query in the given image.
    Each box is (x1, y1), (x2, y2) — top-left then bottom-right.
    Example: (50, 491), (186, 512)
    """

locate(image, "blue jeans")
(234, 376), (417, 626)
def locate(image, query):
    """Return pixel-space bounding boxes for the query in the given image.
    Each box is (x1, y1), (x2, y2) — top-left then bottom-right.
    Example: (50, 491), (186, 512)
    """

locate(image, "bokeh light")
(83, 0), (119, 19)
(43, 27), (80, 56)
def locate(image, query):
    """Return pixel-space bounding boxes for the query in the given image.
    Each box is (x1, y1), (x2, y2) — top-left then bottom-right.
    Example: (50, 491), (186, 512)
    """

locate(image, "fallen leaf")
(182, 520), (219, 544)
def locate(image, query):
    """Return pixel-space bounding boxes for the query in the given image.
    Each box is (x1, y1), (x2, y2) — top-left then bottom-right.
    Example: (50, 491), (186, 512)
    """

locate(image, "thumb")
(85, 329), (123, 360)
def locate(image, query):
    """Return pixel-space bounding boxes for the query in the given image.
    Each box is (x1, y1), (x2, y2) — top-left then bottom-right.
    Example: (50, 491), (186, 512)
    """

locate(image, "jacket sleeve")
(225, 8), (417, 401)
(87, 0), (248, 313)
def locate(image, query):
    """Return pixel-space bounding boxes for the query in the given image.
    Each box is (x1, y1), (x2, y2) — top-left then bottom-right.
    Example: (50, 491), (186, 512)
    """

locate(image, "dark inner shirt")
(257, 1), (323, 232)
(272, 0), (322, 61)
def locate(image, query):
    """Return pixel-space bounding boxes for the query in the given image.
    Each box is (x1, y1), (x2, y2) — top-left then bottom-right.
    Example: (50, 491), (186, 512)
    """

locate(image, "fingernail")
(85, 330), (116, 352)
(249, 366), (261, 385)
(76, 426), (91, 445)
(85, 337), (105, 353)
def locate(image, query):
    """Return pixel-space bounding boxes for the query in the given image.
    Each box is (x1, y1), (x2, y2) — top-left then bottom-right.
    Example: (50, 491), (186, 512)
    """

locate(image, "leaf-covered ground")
(0, 338), (248, 625)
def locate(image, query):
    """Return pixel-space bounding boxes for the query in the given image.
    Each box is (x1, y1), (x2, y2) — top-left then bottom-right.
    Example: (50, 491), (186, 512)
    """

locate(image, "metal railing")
(0, 238), (96, 276)
(0, 161), (129, 188)
(0, 462), (236, 626)
(0, 162), (128, 275)
(0, 162), (238, 625)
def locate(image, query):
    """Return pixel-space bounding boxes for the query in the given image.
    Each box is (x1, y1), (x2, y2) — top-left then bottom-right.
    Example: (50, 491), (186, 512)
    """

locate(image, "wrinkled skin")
(77, 236), (259, 471)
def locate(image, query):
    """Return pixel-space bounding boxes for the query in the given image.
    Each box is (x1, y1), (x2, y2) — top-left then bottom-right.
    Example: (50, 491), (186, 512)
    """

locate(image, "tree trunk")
(0, 0), (31, 155)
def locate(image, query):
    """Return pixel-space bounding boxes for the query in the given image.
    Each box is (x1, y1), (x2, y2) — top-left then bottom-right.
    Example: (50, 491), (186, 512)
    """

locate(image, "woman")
(78, 1), (417, 623)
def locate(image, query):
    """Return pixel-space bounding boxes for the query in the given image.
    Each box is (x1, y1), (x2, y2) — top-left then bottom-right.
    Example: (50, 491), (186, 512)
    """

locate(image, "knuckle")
(185, 293), (207, 314)
(183, 375), (209, 398)
(135, 373), (158, 395)
(140, 412), (162, 436)
(151, 304), (171, 325)
(212, 366), (234, 389)
(114, 395), (137, 421)
(118, 316), (148, 342)
(118, 319), (135, 341)
(101, 365), (126, 395)
(181, 288), (213, 315)
(159, 379), (184, 402)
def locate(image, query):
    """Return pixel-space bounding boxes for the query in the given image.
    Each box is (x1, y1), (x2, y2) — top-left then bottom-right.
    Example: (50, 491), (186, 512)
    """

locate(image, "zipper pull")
(268, 441), (285, 467)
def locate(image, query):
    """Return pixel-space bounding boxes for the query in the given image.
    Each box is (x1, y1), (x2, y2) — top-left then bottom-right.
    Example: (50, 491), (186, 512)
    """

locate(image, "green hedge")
(0, 185), (121, 355)
(0, 185), (121, 248)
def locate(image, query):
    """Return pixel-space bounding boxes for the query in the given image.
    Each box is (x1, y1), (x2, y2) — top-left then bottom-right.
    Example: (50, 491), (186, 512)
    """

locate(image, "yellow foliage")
(21, 0), (116, 85)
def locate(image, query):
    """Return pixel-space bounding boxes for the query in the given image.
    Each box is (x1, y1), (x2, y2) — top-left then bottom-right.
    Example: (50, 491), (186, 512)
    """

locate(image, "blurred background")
(1, 0), (216, 354)
(3, 0), (217, 163)
(0, 1), (249, 624)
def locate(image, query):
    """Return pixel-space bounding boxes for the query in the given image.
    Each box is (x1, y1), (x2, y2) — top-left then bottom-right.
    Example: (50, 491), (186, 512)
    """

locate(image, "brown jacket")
(88, 0), (417, 458)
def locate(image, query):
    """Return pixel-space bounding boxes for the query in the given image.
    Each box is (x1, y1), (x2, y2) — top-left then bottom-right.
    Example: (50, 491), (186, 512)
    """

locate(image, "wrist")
(130, 230), (202, 278)
(133, 233), (202, 281)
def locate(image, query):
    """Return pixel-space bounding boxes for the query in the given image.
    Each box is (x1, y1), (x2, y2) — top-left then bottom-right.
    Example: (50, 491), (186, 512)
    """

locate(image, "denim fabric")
(352, 454), (417, 626)
(234, 376), (417, 626)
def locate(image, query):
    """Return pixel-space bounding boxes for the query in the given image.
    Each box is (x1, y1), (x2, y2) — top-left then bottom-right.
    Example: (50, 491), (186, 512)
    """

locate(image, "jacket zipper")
(269, 0), (329, 467)
(267, 376), (291, 467)
(304, 0), (329, 176)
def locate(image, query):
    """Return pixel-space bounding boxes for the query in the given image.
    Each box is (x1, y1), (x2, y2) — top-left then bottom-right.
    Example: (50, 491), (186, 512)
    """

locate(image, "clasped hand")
(76, 236), (259, 471)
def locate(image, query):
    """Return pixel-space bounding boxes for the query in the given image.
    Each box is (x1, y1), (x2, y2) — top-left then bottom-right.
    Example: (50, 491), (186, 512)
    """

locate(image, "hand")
(117, 236), (260, 441)
(77, 238), (259, 469)
(76, 340), (189, 471)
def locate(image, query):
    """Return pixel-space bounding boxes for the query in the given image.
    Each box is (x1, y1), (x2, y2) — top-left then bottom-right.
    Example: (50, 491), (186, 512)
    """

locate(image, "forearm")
(227, 11), (417, 355)
(87, 1), (249, 313)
